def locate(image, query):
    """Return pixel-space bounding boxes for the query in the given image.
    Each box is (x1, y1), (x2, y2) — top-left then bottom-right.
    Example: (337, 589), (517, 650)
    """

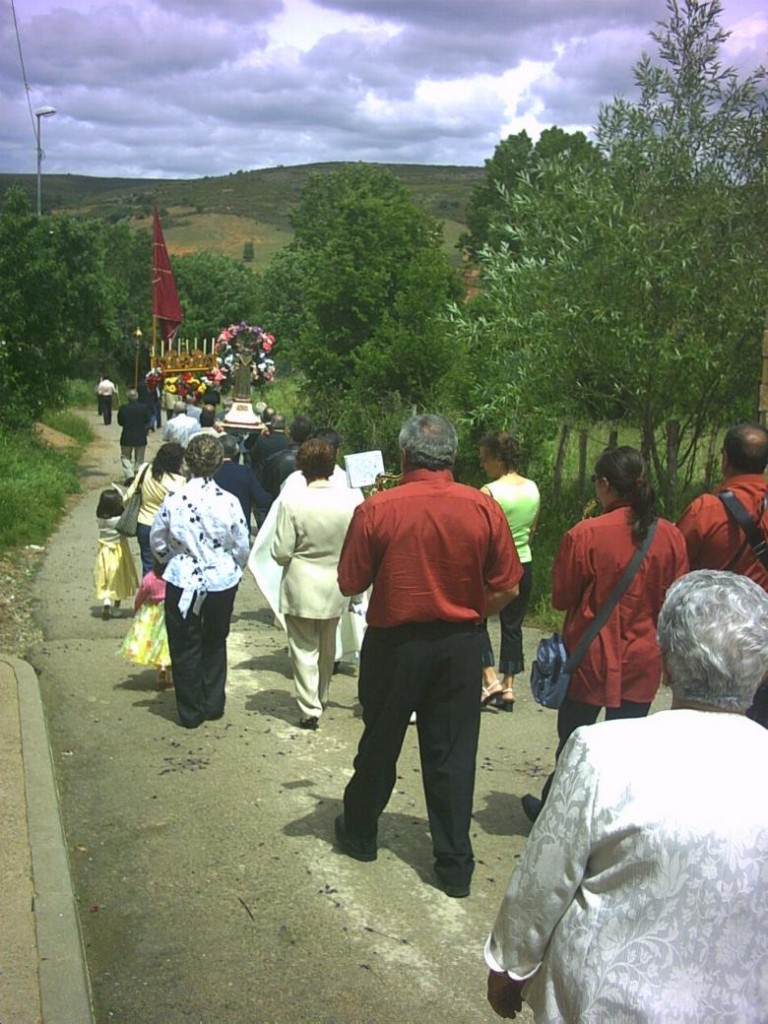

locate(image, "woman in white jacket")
(271, 438), (362, 730)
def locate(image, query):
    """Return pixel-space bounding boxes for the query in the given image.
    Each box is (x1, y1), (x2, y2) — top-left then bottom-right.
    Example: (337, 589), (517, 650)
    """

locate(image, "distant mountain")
(0, 162), (484, 269)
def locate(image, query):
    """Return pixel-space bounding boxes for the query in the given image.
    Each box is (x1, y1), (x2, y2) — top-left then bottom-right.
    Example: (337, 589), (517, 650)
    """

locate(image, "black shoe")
(442, 880), (471, 898)
(435, 866), (471, 898)
(299, 716), (319, 731)
(521, 794), (543, 823)
(334, 813), (377, 862)
(206, 710), (224, 721)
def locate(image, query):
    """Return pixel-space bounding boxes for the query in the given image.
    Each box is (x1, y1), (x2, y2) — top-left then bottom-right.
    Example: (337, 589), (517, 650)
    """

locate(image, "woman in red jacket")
(522, 446), (688, 823)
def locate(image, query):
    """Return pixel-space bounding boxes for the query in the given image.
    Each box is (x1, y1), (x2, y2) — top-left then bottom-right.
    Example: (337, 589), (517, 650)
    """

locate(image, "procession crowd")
(91, 383), (768, 1023)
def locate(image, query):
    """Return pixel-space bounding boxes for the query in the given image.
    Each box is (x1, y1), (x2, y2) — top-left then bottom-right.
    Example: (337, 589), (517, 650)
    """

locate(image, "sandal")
(481, 679), (503, 706)
(499, 688), (516, 712)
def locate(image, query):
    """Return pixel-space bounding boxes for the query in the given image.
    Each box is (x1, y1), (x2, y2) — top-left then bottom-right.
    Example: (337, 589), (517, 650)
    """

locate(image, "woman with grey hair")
(485, 570), (768, 1023)
(150, 434), (250, 729)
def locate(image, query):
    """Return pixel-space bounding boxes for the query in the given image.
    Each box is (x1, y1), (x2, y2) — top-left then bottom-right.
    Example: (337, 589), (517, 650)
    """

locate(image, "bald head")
(723, 423), (768, 476)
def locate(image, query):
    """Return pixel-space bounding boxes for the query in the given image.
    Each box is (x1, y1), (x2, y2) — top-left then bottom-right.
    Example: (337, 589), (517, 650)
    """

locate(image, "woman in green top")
(479, 432), (540, 711)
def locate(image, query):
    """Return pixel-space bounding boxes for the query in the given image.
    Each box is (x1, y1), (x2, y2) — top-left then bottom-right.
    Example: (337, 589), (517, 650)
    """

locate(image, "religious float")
(145, 206), (276, 431)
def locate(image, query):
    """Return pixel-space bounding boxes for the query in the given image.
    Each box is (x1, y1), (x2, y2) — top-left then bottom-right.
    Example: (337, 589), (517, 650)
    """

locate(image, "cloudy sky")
(2, 0), (765, 180)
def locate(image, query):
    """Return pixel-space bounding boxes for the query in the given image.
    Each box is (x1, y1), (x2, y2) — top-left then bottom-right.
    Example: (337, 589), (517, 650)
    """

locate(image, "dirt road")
(28, 410), (569, 1024)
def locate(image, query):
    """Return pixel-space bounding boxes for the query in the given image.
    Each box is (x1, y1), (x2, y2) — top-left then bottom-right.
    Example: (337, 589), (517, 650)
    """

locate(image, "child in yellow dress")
(94, 488), (138, 619)
(119, 562), (172, 689)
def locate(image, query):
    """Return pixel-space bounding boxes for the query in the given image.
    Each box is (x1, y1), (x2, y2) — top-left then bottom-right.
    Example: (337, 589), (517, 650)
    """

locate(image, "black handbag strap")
(565, 519), (658, 673)
(717, 491), (768, 570)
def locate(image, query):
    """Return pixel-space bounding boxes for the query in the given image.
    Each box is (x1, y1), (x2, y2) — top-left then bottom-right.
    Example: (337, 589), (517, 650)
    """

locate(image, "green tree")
(285, 163), (461, 424)
(461, 127), (602, 256)
(254, 248), (317, 372)
(173, 251), (262, 342)
(0, 188), (128, 423)
(452, 0), (767, 508)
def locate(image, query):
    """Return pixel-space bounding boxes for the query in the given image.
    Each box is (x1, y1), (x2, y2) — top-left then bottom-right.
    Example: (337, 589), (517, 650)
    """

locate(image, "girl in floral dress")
(119, 561), (172, 688)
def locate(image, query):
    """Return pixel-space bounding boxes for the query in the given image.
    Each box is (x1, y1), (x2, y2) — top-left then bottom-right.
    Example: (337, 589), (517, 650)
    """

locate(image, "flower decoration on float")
(156, 372), (208, 400)
(214, 321), (276, 392)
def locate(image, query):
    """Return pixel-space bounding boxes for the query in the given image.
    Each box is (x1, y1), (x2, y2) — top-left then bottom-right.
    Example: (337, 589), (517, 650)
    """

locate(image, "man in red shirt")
(677, 423), (768, 591)
(335, 414), (522, 898)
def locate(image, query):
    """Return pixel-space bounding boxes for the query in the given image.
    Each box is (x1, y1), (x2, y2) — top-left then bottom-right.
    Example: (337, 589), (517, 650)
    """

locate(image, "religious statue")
(232, 352), (253, 401)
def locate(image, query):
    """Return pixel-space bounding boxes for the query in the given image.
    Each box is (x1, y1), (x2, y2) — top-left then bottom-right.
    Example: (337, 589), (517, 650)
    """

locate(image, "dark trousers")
(540, 694), (651, 804)
(136, 523), (153, 576)
(482, 561), (533, 675)
(343, 622), (483, 889)
(164, 583), (238, 728)
(98, 395), (112, 425)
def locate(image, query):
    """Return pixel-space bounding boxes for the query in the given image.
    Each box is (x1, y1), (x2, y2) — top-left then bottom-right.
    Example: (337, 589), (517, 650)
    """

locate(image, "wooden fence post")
(760, 324), (768, 426)
(666, 419), (680, 509)
(578, 429), (588, 498)
(553, 422), (571, 502)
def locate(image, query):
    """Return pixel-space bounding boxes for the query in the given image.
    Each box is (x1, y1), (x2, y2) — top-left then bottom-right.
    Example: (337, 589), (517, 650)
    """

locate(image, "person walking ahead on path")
(119, 561), (172, 690)
(123, 443), (185, 576)
(485, 571), (768, 1024)
(162, 400), (200, 448)
(677, 422), (768, 590)
(117, 388), (150, 482)
(271, 438), (363, 731)
(150, 434), (250, 729)
(334, 414), (523, 899)
(521, 445), (688, 825)
(94, 488), (139, 620)
(96, 375), (118, 425)
(478, 431), (540, 712)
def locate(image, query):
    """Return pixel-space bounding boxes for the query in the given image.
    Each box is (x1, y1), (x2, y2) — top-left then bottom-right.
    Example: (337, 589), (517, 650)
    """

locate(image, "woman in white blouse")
(486, 570), (768, 1023)
(271, 438), (362, 730)
(150, 434), (250, 729)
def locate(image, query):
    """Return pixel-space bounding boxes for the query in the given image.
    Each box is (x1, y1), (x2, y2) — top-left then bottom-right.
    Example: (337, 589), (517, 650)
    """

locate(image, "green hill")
(0, 162), (484, 270)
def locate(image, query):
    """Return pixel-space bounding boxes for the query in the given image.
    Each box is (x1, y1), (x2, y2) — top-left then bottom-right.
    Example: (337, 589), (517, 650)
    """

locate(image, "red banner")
(152, 205), (184, 346)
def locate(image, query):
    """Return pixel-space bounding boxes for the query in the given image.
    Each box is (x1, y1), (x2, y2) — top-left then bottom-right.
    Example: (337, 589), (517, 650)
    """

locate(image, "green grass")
(41, 410), (94, 446)
(63, 378), (101, 410)
(0, 428), (81, 553)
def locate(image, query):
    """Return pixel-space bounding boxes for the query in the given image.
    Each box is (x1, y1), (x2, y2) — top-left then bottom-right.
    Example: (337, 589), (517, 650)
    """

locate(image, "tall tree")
(452, 0), (767, 508)
(461, 127), (602, 257)
(0, 188), (129, 422)
(285, 164), (461, 418)
(173, 251), (262, 341)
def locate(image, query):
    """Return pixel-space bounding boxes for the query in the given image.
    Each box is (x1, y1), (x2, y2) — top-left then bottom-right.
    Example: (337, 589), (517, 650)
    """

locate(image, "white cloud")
(0, 0), (764, 179)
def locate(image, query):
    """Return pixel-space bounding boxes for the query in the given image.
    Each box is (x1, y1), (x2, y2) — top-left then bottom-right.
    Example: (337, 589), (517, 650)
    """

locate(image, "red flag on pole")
(152, 204), (184, 347)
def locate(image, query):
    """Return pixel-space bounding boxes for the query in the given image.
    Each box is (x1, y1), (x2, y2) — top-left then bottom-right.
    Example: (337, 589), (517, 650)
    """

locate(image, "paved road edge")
(4, 655), (94, 1024)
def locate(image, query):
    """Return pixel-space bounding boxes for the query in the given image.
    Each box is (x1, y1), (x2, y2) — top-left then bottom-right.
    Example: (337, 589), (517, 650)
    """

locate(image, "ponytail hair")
(479, 431), (521, 472)
(594, 446), (656, 543)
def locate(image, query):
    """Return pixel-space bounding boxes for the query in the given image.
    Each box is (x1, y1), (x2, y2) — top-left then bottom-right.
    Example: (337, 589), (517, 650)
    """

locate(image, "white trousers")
(121, 445), (146, 480)
(284, 614), (339, 719)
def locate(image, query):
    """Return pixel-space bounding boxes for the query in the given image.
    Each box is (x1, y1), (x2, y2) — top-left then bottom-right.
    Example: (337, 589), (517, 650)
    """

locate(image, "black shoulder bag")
(530, 520), (658, 708)
(717, 491), (768, 571)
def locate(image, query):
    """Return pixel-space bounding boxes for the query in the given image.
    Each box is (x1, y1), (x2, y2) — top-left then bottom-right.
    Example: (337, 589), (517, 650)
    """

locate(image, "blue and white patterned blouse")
(150, 477), (250, 617)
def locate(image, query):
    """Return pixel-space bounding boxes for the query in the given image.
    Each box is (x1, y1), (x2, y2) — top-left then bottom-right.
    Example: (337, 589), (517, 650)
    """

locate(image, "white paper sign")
(344, 450), (386, 489)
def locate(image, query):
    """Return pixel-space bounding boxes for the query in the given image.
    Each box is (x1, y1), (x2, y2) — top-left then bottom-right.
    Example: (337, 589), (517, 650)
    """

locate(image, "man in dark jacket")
(262, 414), (313, 497)
(117, 389), (150, 482)
(214, 434), (273, 531)
(246, 413), (289, 480)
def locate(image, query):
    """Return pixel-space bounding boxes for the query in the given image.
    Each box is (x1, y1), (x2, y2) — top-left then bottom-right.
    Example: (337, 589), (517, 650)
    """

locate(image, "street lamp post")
(134, 328), (143, 389)
(34, 106), (56, 217)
